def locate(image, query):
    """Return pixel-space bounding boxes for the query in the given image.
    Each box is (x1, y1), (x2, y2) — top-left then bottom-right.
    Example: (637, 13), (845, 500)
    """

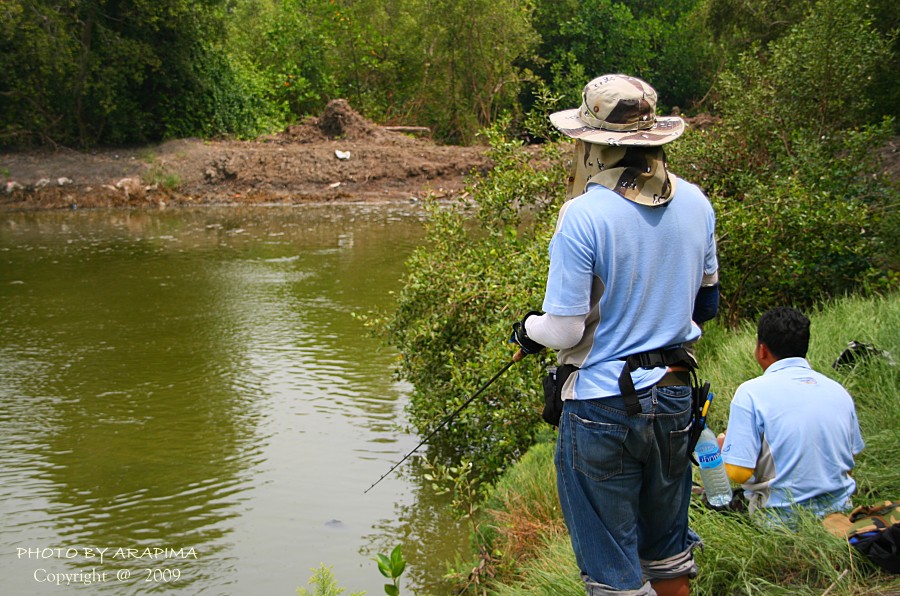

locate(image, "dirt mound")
(9, 100), (887, 212)
(277, 117), (328, 144)
(1, 100), (491, 210)
(267, 99), (418, 146)
(319, 99), (379, 139)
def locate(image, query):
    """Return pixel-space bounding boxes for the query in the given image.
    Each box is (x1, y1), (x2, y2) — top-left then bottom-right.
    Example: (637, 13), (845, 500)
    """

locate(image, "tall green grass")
(478, 293), (900, 595)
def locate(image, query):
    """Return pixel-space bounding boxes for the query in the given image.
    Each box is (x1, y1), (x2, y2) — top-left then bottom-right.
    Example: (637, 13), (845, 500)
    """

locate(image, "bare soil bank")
(0, 100), (492, 211)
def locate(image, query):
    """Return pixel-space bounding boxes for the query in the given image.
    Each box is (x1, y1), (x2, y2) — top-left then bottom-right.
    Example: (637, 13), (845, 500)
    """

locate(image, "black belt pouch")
(542, 364), (579, 427)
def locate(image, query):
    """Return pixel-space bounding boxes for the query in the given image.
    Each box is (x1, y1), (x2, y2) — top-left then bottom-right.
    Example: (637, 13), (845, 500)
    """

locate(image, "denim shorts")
(555, 385), (699, 594)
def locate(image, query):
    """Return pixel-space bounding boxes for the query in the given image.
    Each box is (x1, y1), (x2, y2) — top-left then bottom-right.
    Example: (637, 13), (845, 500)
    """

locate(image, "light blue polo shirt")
(722, 357), (865, 514)
(541, 178), (718, 398)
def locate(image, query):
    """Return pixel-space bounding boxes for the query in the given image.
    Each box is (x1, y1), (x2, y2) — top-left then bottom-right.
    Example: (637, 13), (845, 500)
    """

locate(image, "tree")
(521, 0), (718, 115)
(702, 0), (814, 48)
(0, 0), (269, 147)
(411, 0), (538, 143)
(226, 0), (337, 121)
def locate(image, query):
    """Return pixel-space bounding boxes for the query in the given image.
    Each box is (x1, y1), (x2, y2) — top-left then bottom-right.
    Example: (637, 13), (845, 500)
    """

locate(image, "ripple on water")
(0, 206), (469, 596)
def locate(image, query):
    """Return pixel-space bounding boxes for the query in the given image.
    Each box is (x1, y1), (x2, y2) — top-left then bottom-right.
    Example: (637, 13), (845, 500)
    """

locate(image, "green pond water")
(0, 205), (468, 595)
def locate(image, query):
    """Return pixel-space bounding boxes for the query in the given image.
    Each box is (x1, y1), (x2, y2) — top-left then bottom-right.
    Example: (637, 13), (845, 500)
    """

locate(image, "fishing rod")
(363, 348), (525, 494)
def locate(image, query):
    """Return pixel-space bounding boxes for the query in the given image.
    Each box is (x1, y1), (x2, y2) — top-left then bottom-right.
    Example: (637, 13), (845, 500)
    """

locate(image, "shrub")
(385, 120), (566, 478)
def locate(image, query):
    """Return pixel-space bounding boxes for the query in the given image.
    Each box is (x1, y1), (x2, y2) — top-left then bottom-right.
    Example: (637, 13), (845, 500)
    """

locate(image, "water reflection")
(0, 205), (470, 595)
(365, 455), (474, 595)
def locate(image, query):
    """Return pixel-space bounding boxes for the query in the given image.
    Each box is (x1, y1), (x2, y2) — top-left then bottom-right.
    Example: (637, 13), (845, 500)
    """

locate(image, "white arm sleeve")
(523, 313), (585, 350)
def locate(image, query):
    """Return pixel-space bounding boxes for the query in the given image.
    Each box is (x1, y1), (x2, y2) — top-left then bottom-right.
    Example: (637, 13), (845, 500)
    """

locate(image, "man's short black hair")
(757, 307), (810, 359)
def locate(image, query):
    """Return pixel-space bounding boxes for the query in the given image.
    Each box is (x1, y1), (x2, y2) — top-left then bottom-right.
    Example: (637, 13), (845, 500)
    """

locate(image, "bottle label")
(698, 452), (721, 467)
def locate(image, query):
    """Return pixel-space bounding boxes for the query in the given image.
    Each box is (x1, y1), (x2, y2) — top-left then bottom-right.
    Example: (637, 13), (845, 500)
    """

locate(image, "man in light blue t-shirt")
(721, 307), (865, 524)
(510, 74), (719, 596)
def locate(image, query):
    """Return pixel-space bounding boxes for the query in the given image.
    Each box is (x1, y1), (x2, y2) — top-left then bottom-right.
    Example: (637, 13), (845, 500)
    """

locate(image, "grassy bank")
(475, 293), (900, 595)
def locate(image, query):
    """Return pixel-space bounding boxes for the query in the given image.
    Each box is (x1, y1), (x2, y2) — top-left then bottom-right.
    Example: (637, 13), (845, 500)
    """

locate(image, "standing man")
(511, 75), (719, 596)
(720, 307), (865, 525)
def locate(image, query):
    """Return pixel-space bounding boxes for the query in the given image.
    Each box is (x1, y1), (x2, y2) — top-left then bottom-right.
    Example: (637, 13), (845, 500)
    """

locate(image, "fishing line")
(363, 349), (524, 494)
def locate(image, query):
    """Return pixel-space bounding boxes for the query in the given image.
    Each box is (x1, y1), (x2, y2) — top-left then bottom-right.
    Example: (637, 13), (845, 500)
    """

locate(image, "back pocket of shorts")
(570, 413), (627, 482)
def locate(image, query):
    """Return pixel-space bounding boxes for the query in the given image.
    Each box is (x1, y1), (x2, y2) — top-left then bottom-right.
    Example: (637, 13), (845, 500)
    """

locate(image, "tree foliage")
(3, 0), (738, 146)
(410, 0), (538, 143)
(521, 0), (718, 117)
(229, 0), (538, 144)
(0, 0), (275, 147)
(225, 0), (337, 122)
(669, 0), (896, 323)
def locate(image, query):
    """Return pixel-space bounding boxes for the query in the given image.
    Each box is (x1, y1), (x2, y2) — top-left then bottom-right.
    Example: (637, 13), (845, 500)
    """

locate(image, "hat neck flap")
(567, 141), (676, 206)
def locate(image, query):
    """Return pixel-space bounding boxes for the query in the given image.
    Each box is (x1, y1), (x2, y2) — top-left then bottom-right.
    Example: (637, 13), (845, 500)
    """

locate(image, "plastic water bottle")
(694, 426), (733, 508)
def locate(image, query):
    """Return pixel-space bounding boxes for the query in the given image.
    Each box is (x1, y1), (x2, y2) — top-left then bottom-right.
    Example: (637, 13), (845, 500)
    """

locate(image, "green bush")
(386, 120), (566, 478)
(406, 0), (538, 144)
(157, 42), (281, 141)
(226, 0), (338, 122)
(704, 164), (889, 326)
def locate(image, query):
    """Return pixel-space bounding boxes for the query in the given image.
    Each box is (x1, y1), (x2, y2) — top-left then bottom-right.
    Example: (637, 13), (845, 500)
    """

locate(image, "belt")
(618, 347), (696, 415)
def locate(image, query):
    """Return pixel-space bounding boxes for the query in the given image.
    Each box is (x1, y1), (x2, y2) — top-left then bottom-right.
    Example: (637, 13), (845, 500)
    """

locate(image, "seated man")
(720, 307), (865, 524)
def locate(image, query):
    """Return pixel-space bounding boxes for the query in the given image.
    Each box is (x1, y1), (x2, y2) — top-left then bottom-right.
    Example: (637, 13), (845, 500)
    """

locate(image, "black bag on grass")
(847, 501), (900, 574)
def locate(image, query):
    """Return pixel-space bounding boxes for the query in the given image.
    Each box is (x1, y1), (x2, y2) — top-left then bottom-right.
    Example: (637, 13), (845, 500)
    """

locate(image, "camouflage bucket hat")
(549, 74), (684, 146)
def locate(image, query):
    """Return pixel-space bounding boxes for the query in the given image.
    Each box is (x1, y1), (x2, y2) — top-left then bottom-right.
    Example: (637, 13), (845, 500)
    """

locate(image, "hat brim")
(549, 108), (685, 146)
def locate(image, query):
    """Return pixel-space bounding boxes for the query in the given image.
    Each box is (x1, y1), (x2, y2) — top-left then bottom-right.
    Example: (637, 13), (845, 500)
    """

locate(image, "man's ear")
(755, 341), (776, 370)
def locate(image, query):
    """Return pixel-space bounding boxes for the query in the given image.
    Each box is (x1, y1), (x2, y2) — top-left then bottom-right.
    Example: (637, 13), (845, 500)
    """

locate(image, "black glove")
(510, 311), (545, 355)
